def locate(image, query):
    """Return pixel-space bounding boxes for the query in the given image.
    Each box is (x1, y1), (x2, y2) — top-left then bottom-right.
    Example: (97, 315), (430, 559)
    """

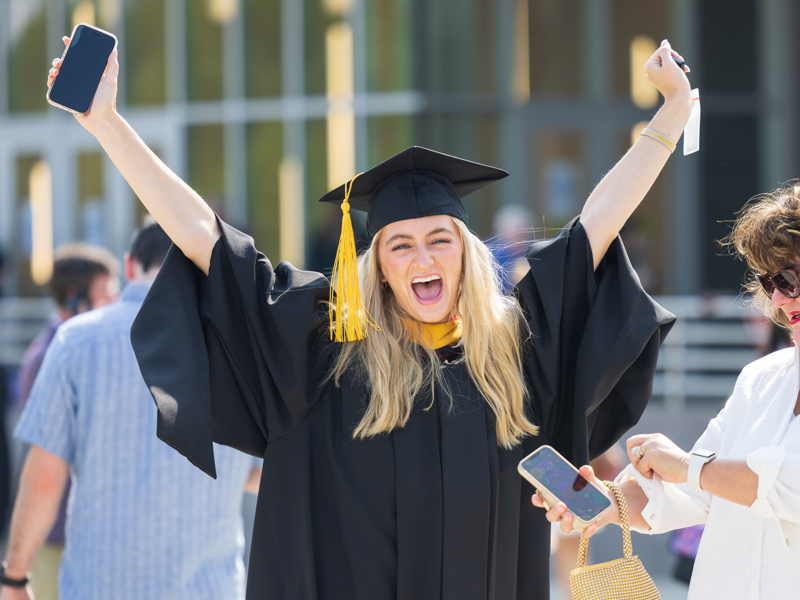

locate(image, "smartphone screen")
(48, 24), (116, 114)
(519, 446), (611, 522)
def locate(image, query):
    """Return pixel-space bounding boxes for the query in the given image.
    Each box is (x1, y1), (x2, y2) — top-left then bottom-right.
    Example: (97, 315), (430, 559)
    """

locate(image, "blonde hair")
(724, 182), (800, 332)
(330, 217), (538, 449)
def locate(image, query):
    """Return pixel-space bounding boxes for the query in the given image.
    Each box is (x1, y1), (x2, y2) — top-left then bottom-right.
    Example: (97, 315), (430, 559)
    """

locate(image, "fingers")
(579, 464), (598, 482)
(581, 522), (598, 539)
(542, 500), (577, 535)
(48, 37), (70, 89)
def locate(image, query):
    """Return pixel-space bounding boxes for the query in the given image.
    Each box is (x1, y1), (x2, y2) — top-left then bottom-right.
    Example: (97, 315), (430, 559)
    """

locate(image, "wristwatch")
(686, 449), (716, 492)
(0, 562), (31, 588)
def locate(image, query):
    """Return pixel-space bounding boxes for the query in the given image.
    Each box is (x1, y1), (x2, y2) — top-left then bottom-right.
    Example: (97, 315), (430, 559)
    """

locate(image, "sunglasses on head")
(757, 268), (800, 299)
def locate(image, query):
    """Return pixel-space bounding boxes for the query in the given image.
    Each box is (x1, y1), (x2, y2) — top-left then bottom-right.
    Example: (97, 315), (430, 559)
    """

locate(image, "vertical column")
(582, 0), (612, 188)
(105, 0), (133, 255)
(352, 0), (368, 171)
(498, 0), (528, 208)
(669, 0), (700, 294)
(759, 0), (793, 188)
(166, 0), (188, 179)
(48, 0), (76, 246)
(222, 0), (248, 226)
(282, 0), (307, 264)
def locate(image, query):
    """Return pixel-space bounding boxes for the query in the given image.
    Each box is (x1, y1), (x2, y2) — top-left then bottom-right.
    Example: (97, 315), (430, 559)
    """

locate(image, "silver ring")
(631, 445), (642, 459)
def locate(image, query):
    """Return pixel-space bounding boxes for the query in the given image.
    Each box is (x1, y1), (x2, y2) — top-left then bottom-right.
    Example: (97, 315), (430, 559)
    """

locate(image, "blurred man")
(14, 243), (120, 600)
(1, 221), (261, 600)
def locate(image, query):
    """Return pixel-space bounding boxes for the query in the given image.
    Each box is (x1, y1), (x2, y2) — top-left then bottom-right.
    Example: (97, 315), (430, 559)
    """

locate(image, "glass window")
(529, 0), (583, 97)
(125, 0), (166, 105)
(610, 0), (672, 100)
(700, 0), (756, 94)
(243, 0), (281, 97)
(77, 152), (106, 246)
(421, 0), (499, 94)
(8, 1), (47, 113)
(305, 118), (335, 270)
(701, 115), (759, 292)
(246, 122), (282, 260)
(186, 0), (223, 101)
(304, 0), (337, 96)
(415, 114), (500, 237)
(533, 133), (586, 231)
(365, 0), (412, 92)
(187, 125), (226, 209)
(367, 115), (414, 166)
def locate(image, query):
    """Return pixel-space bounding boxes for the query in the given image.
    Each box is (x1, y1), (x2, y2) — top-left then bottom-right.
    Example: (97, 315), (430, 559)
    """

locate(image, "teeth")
(412, 275), (441, 284)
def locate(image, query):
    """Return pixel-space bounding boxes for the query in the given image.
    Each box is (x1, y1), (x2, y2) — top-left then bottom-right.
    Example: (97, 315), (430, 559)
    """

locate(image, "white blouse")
(618, 346), (800, 600)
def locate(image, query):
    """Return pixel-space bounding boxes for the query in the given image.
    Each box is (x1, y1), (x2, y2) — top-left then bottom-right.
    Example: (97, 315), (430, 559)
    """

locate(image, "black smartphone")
(518, 445), (612, 530)
(46, 23), (117, 116)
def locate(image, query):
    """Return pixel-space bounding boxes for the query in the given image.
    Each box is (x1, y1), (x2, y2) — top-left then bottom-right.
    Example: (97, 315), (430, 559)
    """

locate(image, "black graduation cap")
(319, 146), (508, 238)
(320, 146), (508, 343)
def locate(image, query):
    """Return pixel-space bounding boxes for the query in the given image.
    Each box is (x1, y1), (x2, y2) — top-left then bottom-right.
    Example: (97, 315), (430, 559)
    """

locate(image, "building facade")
(1, 0), (798, 297)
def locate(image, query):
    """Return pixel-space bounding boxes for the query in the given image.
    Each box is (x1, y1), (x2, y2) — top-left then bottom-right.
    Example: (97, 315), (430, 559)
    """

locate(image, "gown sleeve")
(516, 218), (676, 466)
(131, 217), (331, 478)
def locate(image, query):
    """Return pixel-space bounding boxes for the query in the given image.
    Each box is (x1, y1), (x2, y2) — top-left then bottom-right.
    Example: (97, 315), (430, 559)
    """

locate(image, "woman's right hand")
(47, 36), (120, 135)
(531, 465), (621, 539)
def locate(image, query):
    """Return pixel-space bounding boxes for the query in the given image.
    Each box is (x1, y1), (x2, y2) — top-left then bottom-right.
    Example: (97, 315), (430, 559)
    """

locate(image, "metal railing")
(651, 295), (769, 413)
(0, 295), (775, 403)
(0, 297), (53, 367)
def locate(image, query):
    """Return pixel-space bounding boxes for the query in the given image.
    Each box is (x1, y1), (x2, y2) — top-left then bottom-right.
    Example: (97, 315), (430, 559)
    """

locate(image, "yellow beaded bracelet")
(641, 128), (676, 153)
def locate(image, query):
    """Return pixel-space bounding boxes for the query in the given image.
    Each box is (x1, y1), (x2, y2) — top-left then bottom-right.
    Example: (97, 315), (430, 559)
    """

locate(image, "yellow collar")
(407, 317), (463, 349)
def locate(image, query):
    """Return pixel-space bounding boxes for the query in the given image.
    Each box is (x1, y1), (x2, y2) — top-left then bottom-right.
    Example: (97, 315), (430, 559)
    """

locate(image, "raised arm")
(580, 40), (694, 270)
(47, 37), (219, 274)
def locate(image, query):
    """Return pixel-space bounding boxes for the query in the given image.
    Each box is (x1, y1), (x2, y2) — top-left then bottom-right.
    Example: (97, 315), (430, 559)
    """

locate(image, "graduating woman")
(46, 36), (692, 599)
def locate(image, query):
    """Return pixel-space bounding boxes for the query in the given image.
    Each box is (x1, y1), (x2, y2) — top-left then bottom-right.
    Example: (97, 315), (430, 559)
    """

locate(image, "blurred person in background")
(18, 243), (120, 408)
(0, 221), (261, 600)
(540, 183), (800, 599)
(14, 243), (120, 600)
(489, 203), (536, 294)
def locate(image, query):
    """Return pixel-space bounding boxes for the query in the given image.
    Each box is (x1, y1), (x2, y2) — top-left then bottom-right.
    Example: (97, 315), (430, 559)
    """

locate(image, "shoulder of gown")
(515, 218), (676, 465)
(131, 216), (331, 478)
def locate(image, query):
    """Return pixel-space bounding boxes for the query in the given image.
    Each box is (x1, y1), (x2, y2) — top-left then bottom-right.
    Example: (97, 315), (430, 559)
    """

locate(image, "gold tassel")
(329, 174), (380, 342)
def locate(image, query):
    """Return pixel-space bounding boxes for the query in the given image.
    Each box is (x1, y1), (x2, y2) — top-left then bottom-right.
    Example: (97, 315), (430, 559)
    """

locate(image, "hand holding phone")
(518, 445), (612, 532)
(47, 23), (117, 115)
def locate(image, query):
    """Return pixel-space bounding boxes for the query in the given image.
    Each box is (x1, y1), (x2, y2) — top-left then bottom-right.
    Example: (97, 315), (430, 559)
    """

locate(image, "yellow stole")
(407, 317), (463, 349)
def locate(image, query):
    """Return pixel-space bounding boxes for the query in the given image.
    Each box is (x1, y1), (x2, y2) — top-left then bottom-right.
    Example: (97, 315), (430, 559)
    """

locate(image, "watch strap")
(687, 452), (714, 492)
(0, 562), (30, 588)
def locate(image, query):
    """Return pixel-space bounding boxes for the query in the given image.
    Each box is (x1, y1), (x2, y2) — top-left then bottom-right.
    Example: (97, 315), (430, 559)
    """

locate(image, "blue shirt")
(15, 284), (259, 600)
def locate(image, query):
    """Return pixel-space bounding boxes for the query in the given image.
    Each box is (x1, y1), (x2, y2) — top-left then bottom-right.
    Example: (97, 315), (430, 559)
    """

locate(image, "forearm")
(92, 112), (219, 274)
(698, 458), (758, 507)
(4, 448), (69, 579)
(581, 93), (693, 269)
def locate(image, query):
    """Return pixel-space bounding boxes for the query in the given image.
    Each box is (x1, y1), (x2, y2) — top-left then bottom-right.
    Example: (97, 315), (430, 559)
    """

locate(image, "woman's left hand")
(644, 40), (692, 103)
(626, 433), (690, 484)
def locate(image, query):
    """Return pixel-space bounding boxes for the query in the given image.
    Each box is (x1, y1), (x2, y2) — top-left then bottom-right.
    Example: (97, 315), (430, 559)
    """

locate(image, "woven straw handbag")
(569, 481), (661, 600)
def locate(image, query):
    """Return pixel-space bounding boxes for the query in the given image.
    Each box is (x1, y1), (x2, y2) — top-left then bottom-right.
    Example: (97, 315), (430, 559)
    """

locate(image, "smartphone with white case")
(518, 445), (612, 531)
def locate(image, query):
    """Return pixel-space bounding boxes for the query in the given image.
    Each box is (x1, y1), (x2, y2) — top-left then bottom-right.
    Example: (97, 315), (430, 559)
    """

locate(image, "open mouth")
(790, 312), (800, 325)
(411, 275), (443, 304)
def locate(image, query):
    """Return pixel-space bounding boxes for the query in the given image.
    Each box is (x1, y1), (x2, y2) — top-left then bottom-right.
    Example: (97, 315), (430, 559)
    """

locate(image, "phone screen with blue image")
(519, 446), (611, 521)
(48, 24), (116, 114)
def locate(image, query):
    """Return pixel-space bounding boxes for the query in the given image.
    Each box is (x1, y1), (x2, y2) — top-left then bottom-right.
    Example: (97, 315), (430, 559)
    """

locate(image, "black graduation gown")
(131, 217), (675, 600)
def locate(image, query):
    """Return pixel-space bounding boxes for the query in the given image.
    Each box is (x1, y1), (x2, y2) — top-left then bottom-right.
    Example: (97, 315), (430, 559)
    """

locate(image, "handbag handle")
(577, 481), (632, 567)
